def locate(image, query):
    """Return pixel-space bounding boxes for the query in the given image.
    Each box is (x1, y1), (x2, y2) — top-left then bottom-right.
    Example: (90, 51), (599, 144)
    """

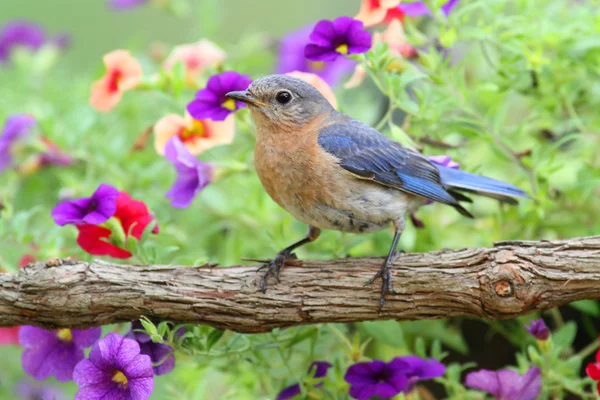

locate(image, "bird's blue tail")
(436, 165), (530, 204)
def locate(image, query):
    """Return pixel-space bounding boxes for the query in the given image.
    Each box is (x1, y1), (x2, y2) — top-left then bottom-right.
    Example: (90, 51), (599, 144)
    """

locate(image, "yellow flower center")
(308, 61), (326, 71)
(335, 44), (349, 55)
(112, 370), (128, 386)
(180, 119), (206, 140)
(221, 98), (236, 111)
(56, 329), (73, 342)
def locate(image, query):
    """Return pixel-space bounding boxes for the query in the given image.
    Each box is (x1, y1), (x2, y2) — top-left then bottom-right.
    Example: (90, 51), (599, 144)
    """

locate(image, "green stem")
(549, 308), (565, 328)
(575, 339), (600, 360)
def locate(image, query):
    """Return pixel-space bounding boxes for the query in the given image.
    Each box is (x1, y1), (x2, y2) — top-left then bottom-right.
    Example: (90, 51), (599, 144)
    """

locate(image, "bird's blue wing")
(317, 119), (471, 215)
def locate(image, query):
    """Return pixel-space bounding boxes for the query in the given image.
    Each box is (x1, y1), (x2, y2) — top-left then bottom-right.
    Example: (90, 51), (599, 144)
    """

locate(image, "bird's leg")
(366, 218), (405, 309)
(259, 226), (321, 293)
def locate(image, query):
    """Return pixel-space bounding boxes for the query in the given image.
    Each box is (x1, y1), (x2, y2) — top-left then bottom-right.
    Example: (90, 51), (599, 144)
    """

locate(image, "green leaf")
(569, 300), (600, 316)
(206, 329), (225, 351)
(552, 321), (577, 349)
(415, 337), (427, 357)
(359, 321), (405, 348)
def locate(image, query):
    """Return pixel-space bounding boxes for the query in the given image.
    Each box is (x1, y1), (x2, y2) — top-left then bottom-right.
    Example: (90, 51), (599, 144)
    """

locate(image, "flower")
(163, 39), (226, 85)
(75, 191), (159, 259)
(164, 136), (213, 208)
(285, 71), (338, 109)
(345, 19), (416, 89)
(0, 327), (20, 345)
(586, 349), (600, 395)
(355, 0), (405, 27)
(52, 184), (119, 226)
(153, 112), (235, 156)
(73, 332), (154, 400)
(344, 359), (409, 400)
(429, 155), (460, 169)
(305, 17), (372, 62)
(394, 356), (446, 392)
(125, 322), (175, 376)
(276, 361), (332, 400)
(465, 367), (541, 400)
(19, 326), (102, 382)
(0, 114), (36, 171)
(187, 71), (252, 121)
(0, 21), (44, 63)
(17, 380), (66, 400)
(38, 137), (74, 167)
(525, 319), (550, 341)
(276, 25), (355, 86)
(398, 0), (460, 17)
(107, 0), (148, 10)
(90, 50), (143, 112)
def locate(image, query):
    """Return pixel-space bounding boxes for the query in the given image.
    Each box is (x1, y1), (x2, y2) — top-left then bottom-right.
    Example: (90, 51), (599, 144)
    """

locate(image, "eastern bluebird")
(226, 75), (528, 308)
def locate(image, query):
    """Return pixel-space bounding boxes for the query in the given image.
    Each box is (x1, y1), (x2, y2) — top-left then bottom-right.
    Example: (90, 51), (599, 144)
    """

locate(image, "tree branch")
(2, 235), (600, 333)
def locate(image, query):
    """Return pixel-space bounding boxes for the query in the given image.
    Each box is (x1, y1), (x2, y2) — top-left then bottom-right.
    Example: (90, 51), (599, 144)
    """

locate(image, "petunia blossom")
(164, 136), (213, 208)
(0, 326), (20, 345)
(187, 71), (252, 121)
(52, 183), (119, 226)
(276, 361), (332, 400)
(107, 0), (148, 10)
(344, 359), (409, 400)
(17, 380), (66, 400)
(276, 25), (355, 86)
(19, 326), (102, 382)
(305, 17), (372, 62)
(285, 71), (338, 109)
(153, 112), (235, 156)
(163, 39), (226, 85)
(524, 319), (550, 341)
(0, 21), (44, 63)
(75, 191), (159, 259)
(355, 0), (405, 27)
(73, 332), (154, 400)
(393, 356), (446, 393)
(89, 50), (143, 112)
(586, 349), (600, 395)
(125, 321), (175, 376)
(398, 0), (460, 17)
(0, 114), (36, 171)
(465, 367), (541, 400)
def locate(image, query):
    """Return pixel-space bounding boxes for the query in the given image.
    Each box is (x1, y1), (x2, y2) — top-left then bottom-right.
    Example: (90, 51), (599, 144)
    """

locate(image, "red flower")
(19, 254), (36, 267)
(586, 349), (600, 395)
(76, 191), (159, 259)
(0, 326), (20, 345)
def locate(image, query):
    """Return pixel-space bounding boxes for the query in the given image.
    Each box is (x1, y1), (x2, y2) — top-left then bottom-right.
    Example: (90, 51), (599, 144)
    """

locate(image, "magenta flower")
(164, 136), (213, 208)
(187, 71), (252, 121)
(73, 332), (154, 400)
(17, 380), (66, 400)
(0, 20), (69, 63)
(429, 155), (460, 169)
(19, 326), (102, 382)
(398, 0), (459, 17)
(0, 114), (36, 171)
(276, 361), (332, 400)
(125, 321), (175, 376)
(525, 319), (550, 341)
(277, 25), (355, 86)
(465, 367), (541, 400)
(107, 0), (148, 10)
(51, 183), (119, 226)
(304, 17), (372, 62)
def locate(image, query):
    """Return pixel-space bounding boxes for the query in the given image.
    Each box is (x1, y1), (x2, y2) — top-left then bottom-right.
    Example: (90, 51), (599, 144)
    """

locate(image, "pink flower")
(153, 112), (235, 156)
(355, 0), (405, 27)
(163, 39), (226, 86)
(285, 71), (338, 109)
(89, 50), (143, 112)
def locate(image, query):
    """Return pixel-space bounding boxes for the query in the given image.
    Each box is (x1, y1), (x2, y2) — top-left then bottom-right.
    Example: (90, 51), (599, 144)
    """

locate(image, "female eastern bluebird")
(226, 75), (528, 308)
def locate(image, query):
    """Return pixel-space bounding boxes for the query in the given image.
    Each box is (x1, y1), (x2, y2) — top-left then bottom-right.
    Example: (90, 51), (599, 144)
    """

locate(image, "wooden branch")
(2, 235), (600, 333)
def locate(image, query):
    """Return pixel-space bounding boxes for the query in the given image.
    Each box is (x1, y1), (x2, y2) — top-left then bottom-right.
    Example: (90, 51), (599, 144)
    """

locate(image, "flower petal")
(72, 327), (103, 348)
(76, 224), (132, 258)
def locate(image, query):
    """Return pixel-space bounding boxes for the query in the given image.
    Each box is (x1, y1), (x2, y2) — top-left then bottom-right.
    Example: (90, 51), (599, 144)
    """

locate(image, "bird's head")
(226, 74), (334, 130)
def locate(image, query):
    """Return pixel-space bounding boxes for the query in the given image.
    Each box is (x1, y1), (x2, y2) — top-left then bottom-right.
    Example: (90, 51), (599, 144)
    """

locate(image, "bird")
(226, 74), (528, 308)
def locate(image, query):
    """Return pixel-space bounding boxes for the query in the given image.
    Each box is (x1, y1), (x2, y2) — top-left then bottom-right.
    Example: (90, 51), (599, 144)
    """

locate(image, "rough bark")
(1, 235), (599, 333)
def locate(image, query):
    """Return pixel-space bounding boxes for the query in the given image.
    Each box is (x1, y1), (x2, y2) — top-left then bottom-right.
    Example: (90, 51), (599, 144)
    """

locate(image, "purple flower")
(51, 183), (119, 226)
(107, 0), (149, 10)
(17, 380), (66, 400)
(19, 326), (102, 382)
(73, 332), (154, 400)
(398, 0), (460, 17)
(395, 356), (446, 392)
(125, 322), (175, 376)
(0, 114), (36, 171)
(164, 136), (212, 208)
(187, 71), (252, 121)
(428, 154), (460, 169)
(276, 361), (332, 400)
(277, 25), (355, 86)
(305, 17), (372, 62)
(465, 367), (541, 400)
(344, 359), (409, 400)
(525, 319), (550, 341)
(0, 21), (44, 63)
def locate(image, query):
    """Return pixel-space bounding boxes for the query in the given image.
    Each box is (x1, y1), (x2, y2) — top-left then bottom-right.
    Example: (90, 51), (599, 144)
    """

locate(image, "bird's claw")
(365, 259), (396, 311)
(259, 252), (290, 293)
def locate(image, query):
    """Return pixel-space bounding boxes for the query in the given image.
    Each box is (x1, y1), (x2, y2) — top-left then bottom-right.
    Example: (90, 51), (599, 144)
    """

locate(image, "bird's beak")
(225, 90), (266, 107)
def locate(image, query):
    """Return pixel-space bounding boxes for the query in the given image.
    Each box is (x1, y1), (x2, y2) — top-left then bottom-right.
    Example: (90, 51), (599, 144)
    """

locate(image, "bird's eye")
(275, 91), (292, 104)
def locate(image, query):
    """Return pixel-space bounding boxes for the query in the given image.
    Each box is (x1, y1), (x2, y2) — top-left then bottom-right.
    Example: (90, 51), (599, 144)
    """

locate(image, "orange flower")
(345, 20), (416, 89)
(163, 39), (226, 85)
(89, 50), (143, 112)
(154, 112), (235, 156)
(285, 71), (338, 109)
(355, 0), (405, 27)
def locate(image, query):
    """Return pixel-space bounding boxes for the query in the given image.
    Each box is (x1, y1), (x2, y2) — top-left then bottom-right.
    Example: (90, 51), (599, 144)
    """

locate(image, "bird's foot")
(365, 254), (401, 310)
(257, 251), (297, 292)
